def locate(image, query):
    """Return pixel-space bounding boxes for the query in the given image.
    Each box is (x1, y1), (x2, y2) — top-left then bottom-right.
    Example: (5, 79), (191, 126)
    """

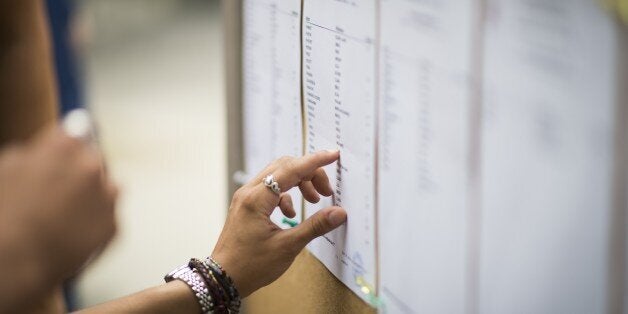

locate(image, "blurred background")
(47, 0), (227, 307)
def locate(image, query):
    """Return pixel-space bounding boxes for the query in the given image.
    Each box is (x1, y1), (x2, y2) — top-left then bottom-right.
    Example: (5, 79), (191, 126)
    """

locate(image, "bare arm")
(76, 282), (200, 314)
(0, 0), (58, 145)
(74, 151), (347, 313)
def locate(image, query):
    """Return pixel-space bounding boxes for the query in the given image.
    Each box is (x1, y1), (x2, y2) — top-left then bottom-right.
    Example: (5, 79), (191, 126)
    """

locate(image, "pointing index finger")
(274, 150), (339, 192)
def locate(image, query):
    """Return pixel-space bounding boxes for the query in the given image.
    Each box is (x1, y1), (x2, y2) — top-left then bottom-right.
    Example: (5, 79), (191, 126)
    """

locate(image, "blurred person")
(0, 1), (347, 313)
(0, 128), (118, 313)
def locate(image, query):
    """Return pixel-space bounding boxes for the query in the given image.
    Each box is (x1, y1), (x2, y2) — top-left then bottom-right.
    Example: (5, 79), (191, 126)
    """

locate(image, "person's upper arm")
(0, 0), (58, 146)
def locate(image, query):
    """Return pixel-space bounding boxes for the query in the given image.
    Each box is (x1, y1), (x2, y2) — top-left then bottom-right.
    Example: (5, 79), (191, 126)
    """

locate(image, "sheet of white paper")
(479, 1), (617, 313)
(242, 0), (303, 228)
(302, 0), (378, 304)
(377, 0), (475, 313)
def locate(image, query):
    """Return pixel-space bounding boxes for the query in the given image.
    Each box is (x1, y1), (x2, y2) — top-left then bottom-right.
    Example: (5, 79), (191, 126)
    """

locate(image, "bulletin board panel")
(224, 0), (628, 312)
(221, 1), (374, 313)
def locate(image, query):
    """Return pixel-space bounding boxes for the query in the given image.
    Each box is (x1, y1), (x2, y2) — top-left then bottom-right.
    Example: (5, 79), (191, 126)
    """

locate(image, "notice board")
(224, 0), (628, 313)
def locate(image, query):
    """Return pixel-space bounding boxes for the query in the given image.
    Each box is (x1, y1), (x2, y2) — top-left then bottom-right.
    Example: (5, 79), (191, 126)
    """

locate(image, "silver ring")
(263, 174), (281, 195)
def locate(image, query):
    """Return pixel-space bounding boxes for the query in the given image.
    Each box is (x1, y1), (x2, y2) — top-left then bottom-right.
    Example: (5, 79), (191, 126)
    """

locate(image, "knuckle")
(282, 196), (293, 208)
(315, 167), (327, 177)
(97, 205), (118, 242)
(306, 152), (322, 163)
(107, 184), (120, 203)
(105, 218), (118, 240)
(233, 188), (257, 209)
(112, 185), (120, 199)
(241, 190), (258, 208)
(108, 214), (118, 233)
(54, 133), (81, 152)
(284, 159), (301, 181)
(285, 157), (297, 169)
(82, 155), (103, 181)
(309, 217), (327, 238)
(275, 155), (293, 167)
(231, 188), (246, 204)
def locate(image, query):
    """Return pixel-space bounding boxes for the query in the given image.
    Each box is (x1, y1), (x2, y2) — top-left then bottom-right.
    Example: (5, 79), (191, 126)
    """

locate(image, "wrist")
(210, 250), (252, 298)
(164, 257), (241, 313)
(162, 281), (203, 313)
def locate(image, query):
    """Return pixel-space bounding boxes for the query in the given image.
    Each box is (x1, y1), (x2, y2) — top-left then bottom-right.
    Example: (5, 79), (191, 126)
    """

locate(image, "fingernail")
(326, 149), (340, 154)
(327, 209), (346, 225)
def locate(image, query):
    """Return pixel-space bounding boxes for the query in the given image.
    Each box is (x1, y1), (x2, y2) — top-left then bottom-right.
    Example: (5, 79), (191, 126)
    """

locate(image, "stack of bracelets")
(164, 257), (241, 313)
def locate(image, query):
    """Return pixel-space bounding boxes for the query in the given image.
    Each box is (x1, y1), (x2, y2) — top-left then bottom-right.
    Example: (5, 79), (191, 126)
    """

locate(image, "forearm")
(76, 281), (200, 314)
(0, 0), (58, 145)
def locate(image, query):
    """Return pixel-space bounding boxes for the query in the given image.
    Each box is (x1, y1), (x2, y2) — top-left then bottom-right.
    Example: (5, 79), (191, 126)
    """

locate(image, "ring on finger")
(263, 174), (281, 195)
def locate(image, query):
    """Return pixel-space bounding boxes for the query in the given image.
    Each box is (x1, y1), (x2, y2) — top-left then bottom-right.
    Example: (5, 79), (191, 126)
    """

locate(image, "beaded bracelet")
(204, 257), (241, 310)
(166, 257), (241, 314)
(189, 258), (230, 313)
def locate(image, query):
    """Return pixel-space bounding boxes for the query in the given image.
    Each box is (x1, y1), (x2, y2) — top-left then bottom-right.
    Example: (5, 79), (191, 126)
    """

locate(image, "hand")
(211, 150), (347, 297)
(0, 127), (118, 292)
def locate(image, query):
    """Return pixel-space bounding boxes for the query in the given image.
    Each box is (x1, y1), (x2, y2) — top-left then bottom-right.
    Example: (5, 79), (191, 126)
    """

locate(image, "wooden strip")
(244, 250), (375, 314)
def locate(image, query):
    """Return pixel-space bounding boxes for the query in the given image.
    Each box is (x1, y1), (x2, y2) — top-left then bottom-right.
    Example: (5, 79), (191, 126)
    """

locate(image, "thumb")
(289, 206), (347, 247)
